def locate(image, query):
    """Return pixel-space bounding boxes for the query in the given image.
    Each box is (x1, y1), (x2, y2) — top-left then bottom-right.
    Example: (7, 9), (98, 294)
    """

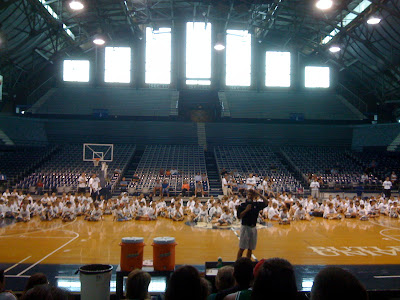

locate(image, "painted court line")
(230, 228), (257, 261)
(374, 275), (400, 279)
(4, 256), (32, 273)
(5, 275), (30, 278)
(17, 231), (79, 276)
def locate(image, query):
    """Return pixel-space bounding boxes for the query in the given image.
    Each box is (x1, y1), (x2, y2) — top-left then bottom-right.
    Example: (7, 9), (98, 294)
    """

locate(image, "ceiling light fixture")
(316, 0), (333, 10)
(329, 45), (341, 53)
(93, 37), (105, 45)
(69, 0), (84, 10)
(214, 43), (225, 51)
(367, 16), (381, 25)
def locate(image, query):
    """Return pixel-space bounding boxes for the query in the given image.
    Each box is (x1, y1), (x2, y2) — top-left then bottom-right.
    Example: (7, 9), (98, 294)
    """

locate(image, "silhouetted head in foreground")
(251, 258), (297, 300)
(311, 266), (368, 300)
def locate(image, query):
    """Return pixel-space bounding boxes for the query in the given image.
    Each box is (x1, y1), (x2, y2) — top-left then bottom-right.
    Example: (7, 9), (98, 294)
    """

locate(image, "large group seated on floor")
(1, 185), (400, 225)
(0, 257), (368, 300)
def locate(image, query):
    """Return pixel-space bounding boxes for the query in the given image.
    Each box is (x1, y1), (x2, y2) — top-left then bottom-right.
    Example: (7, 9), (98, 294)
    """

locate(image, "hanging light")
(316, 0), (333, 10)
(214, 43), (225, 51)
(93, 37), (105, 45)
(69, 0), (84, 10)
(214, 33), (225, 51)
(329, 45), (341, 53)
(367, 15), (381, 25)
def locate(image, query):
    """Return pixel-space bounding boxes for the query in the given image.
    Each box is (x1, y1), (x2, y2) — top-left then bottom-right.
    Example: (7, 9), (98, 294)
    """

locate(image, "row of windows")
(63, 22), (330, 88)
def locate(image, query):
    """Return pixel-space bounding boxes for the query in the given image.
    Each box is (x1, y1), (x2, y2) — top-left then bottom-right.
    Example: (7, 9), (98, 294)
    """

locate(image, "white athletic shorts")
(239, 225), (257, 250)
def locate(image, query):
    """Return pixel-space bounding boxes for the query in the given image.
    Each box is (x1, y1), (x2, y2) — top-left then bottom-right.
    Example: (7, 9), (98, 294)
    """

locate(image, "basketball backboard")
(83, 143), (114, 162)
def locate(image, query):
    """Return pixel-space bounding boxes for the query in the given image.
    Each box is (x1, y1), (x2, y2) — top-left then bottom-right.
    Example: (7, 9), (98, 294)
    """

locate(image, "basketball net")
(93, 158), (100, 167)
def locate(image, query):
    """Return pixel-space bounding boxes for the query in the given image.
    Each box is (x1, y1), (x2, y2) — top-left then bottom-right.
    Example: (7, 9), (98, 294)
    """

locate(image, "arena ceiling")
(0, 0), (399, 117)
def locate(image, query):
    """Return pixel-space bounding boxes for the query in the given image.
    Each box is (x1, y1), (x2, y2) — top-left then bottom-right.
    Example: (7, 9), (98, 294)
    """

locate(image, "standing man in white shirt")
(310, 177), (320, 199)
(89, 174), (100, 201)
(246, 174), (256, 191)
(222, 175), (230, 196)
(383, 177), (393, 198)
(78, 173), (87, 194)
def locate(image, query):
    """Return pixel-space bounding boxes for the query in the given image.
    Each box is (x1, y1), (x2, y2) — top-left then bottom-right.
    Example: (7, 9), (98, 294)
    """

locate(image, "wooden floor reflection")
(1, 216), (400, 266)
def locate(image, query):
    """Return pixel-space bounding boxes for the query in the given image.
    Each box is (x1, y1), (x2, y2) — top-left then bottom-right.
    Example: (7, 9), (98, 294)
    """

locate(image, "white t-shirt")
(246, 177), (256, 190)
(194, 175), (202, 182)
(222, 178), (228, 187)
(310, 181), (320, 190)
(294, 208), (306, 218)
(268, 208), (279, 220)
(383, 180), (392, 190)
(89, 177), (100, 192)
(78, 176), (87, 188)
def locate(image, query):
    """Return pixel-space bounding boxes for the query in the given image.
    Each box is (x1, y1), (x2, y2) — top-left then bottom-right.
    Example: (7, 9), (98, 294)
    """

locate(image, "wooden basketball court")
(1, 215), (400, 271)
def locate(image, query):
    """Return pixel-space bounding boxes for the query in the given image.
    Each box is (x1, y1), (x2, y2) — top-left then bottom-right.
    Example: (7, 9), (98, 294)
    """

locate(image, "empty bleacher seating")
(223, 91), (364, 120)
(30, 87), (173, 117)
(0, 146), (55, 186)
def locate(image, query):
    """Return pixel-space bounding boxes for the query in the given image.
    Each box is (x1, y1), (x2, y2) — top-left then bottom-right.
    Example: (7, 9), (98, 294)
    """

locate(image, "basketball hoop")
(93, 158), (101, 167)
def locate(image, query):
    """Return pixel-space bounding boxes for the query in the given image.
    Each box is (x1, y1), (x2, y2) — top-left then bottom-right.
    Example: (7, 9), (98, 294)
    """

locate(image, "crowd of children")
(1, 188), (400, 225)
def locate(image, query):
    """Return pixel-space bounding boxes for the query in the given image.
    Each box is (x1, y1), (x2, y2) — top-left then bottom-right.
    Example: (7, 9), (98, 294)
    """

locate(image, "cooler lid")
(153, 237), (175, 244)
(122, 237), (144, 244)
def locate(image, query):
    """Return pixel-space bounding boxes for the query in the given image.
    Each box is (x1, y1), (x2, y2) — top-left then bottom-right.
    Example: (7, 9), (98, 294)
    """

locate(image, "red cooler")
(120, 237), (145, 271)
(152, 237), (177, 271)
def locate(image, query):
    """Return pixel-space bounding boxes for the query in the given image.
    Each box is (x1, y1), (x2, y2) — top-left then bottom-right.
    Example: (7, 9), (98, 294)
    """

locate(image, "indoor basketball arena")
(0, 0), (400, 299)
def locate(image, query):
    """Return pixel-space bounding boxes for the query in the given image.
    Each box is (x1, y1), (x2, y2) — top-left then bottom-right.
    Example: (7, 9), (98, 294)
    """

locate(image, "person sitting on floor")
(193, 205), (208, 223)
(88, 203), (103, 221)
(172, 203), (185, 222)
(3, 200), (17, 219)
(16, 202), (30, 223)
(268, 202), (280, 221)
(61, 202), (76, 222)
(294, 204), (312, 221)
(389, 201), (399, 218)
(279, 206), (291, 225)
(345, 201), (358, 218)
(135, 202), (147, 220)
(323, 202), (341, 220)
(114, 204), (129, 222)
(358, 204), (369, 221)
(146, 203), (157, 221)
(212, 207), (233, 226)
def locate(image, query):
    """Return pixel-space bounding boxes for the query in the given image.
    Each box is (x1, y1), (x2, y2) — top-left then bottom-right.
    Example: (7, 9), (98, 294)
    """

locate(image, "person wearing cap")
(236, 189), (268, 260)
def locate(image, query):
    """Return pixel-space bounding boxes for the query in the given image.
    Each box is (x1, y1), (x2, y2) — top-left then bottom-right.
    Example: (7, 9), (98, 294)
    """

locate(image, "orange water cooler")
(120, 237), (145, 271)
(152, 237), (177, 271)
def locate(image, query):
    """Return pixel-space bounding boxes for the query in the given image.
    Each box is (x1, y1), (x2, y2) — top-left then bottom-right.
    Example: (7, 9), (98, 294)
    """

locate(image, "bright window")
(186, 22), (211, 85)
(305, 66), (330, 88)
(146, 28), (171, 84)
(104, 47), (131, 83)
(265, 51), (291, 87)
(63, 60), (89, 82)
(226, 30), (251, 86)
